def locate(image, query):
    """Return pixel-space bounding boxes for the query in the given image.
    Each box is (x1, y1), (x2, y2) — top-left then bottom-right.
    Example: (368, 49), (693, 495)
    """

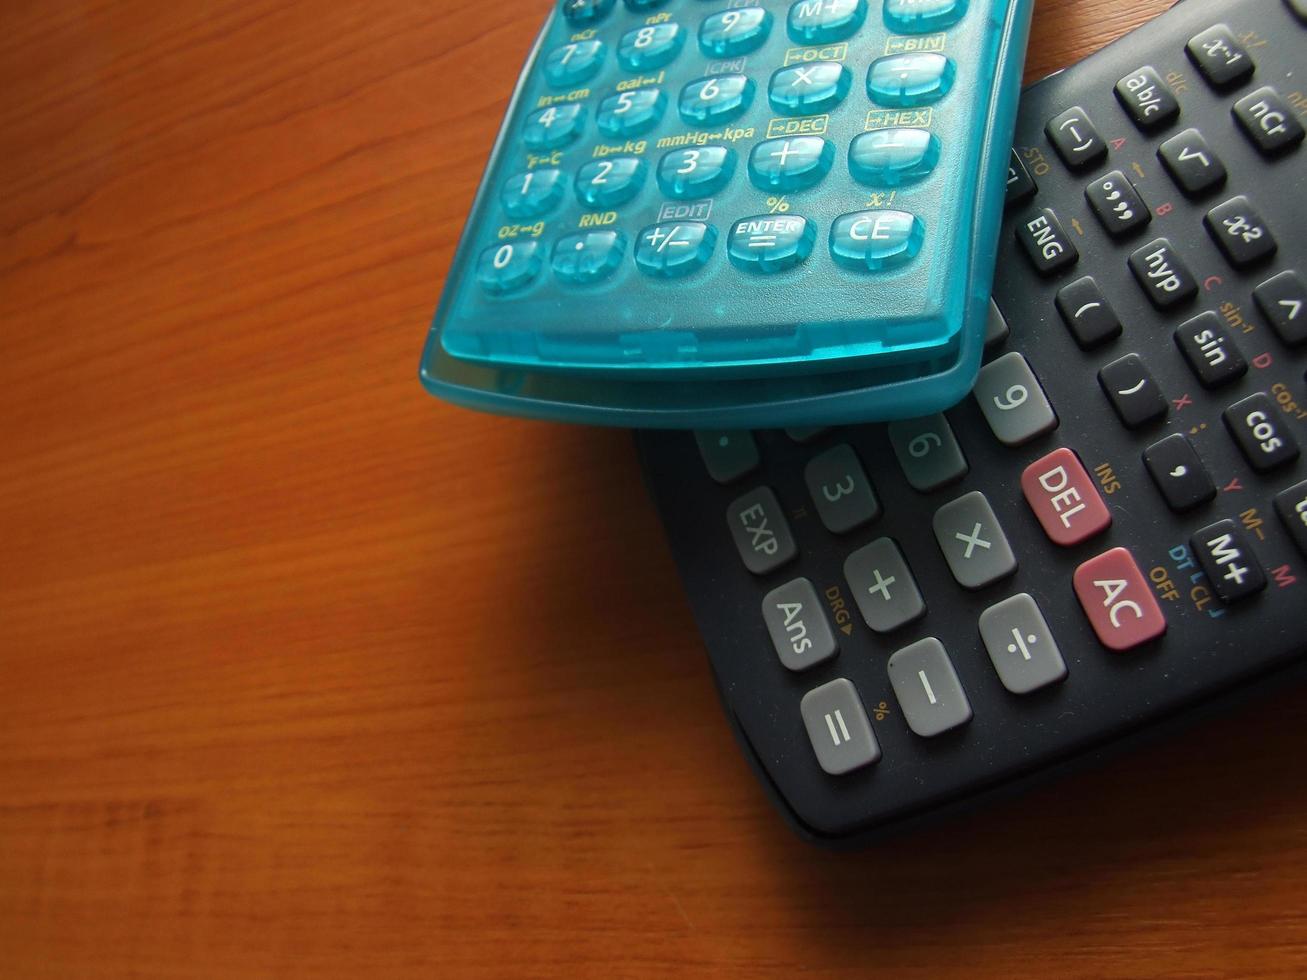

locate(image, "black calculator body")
(637, 0), (1307, 844)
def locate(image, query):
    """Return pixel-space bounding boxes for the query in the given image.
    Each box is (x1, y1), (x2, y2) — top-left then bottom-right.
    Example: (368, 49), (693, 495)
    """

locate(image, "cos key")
(1223, 393), (1301, 473)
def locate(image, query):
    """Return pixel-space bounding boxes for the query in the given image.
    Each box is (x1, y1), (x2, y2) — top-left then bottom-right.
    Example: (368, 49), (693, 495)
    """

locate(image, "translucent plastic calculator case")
(421, 0), (1034, 426)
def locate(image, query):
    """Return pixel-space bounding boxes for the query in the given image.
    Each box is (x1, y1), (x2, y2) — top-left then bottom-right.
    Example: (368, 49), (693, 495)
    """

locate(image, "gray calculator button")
(888, 414), (968, 492)
(804, 444), (880, 534)
(887, 638), (972, 738)
(695, 430), (759, 484)
(933, 490), (1017, 589)
(978, 593), (1068, 694)
(984, 298), (1009, 349)
(726, 487), (797, 575)
(973, 351), (1058, 447)
(762, 577), (839, 672)
(800, 678), (881, 775)
(844, 537), (925, 634)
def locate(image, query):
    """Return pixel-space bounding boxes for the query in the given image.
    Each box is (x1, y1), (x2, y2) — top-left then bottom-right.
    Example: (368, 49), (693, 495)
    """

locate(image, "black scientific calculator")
(637, 0), (1307, 843)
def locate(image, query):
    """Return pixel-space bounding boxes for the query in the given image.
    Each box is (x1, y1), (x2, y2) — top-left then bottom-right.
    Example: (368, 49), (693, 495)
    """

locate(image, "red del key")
(1073, 547), (1167, 651)
(1021, 448), (1112, 546)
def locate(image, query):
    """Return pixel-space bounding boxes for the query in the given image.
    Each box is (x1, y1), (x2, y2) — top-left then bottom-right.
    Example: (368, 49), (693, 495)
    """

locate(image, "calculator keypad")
(635, 0), (1307, 843)
(439, 0), (1009, 391)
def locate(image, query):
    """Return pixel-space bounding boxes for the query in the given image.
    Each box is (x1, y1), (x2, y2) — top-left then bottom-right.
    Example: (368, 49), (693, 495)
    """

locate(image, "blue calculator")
(421, 0), (1034, 427)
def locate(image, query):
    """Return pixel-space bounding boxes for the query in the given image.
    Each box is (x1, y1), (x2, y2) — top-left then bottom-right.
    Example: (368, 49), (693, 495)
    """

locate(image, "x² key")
(1073, 547), (1166, 651)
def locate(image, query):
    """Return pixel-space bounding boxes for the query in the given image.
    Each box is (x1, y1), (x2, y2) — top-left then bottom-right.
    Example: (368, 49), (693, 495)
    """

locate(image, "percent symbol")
(873, 701), (889, 721)
(765, 195), (790, 214)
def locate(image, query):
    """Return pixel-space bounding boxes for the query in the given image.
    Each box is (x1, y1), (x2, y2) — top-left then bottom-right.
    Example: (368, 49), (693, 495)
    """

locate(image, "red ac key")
(1073, 547), (1167, 651)
(1021, 448), (1112, 546)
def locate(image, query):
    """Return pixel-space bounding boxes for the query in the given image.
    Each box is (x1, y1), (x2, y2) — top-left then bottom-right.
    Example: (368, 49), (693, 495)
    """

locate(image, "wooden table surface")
(5, 1), (1307, 976)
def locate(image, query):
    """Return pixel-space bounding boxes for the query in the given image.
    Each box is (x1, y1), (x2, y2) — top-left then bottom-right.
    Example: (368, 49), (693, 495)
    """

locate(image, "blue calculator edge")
(419, 0), (1034, 428)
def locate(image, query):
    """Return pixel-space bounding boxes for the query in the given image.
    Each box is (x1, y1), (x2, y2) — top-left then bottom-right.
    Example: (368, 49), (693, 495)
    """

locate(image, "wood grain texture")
(3, 1), (1306, 976)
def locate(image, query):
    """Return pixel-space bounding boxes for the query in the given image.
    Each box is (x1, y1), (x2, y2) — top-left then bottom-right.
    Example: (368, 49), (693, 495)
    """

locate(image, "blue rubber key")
(680, 75), (755, 126)
(476, 240), (543, 295)
(848, 129), (941, 186)
(574, 157), (647, 208)
(868, 53), (956, 107)
(543, 40), (605, 88)
(769, 62), (852, 116)
(830, 210), (925, 271)
(617, 23), (685, 71)
(634, 222), (718, 279)
(562, 0), (615, 26)
(728, 215), (816, 274)
(884, 0), (968, 33)
(657, 146), (736, 199)
(749, 136), (834, 192)
(522, 104), (584, 150)
(787, 0), (867, 44)
(501, 169), (567, 218)
(552, 231), (627, 285)
(699, 7), (773, 57)
(596, 88), (666, 137)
